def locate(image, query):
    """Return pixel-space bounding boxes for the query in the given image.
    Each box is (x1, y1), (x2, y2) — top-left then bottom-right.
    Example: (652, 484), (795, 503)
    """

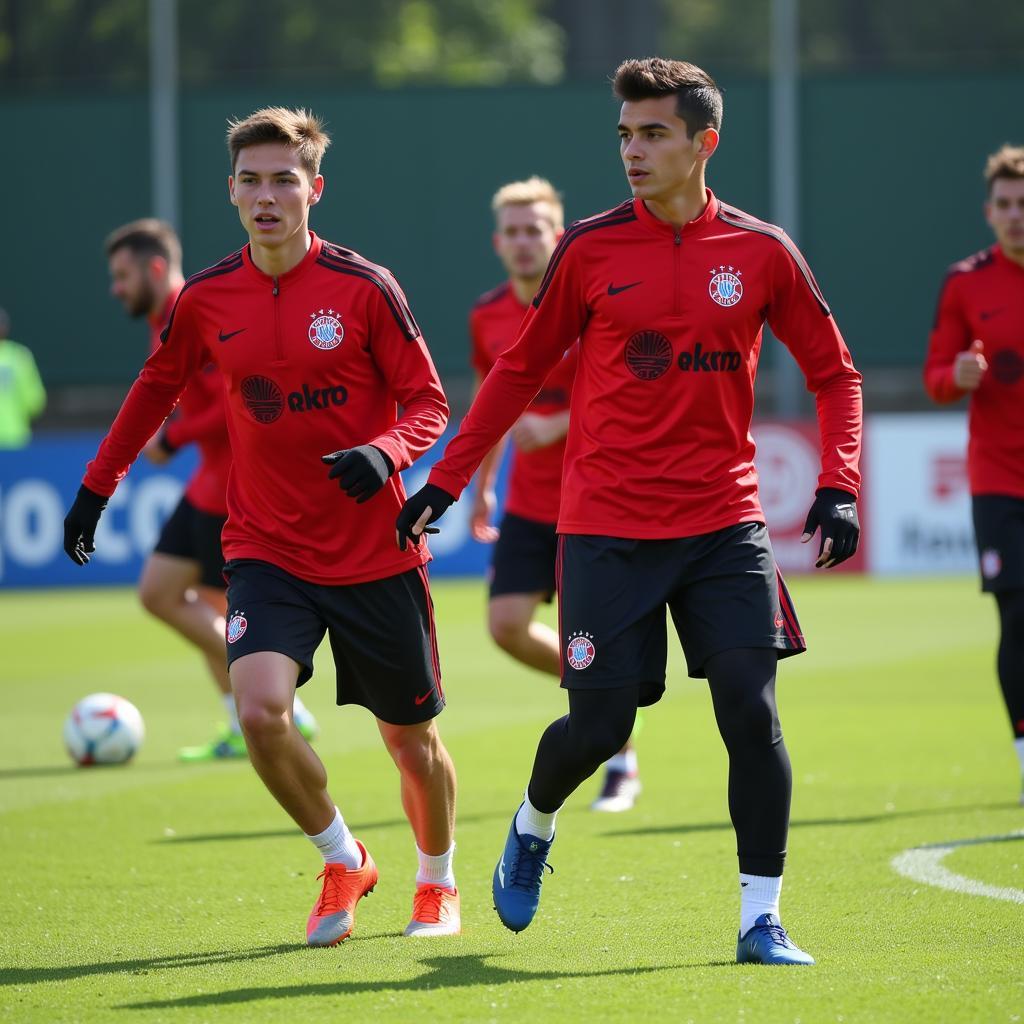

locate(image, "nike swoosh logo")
(218, 328), (247, 343)
(414, 687), (436, 706)
(498, 860), (506, 887)
(607, 281), (642, 296)
(979, 308), (1004, 321)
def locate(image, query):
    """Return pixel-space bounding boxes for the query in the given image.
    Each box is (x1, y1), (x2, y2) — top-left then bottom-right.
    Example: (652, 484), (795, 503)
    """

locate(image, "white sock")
(222, 694), (241, 734)
(605, 749), (639, 775)
(1014, 738), (1024, 775)
(739, 873), (783, 936)
(515, 791), (558, 841)
(306, 807), (361, 868)
(416, 843), (456, 889)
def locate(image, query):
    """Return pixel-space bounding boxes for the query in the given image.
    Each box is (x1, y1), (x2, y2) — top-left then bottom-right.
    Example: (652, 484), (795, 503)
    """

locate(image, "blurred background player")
(105, 219), (318, 760)
(469, 177), (642, 811)
(923, 144), (1024, 802)
(0, 306), (46, 449)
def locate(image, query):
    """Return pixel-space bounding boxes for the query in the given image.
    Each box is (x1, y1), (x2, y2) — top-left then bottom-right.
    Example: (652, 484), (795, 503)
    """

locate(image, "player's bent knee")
(488, 611), (530, 652)
(722, 692), (781, 750)
(138, 580), (173, 620)
(237, 700), (291, 744)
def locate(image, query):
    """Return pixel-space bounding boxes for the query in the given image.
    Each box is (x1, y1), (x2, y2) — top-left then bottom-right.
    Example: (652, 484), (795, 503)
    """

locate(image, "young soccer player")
(924, 144), (1024, 802)
(105, 219), (317, 760)
(470, 177), (641, 811)
(399, 58), (862, 964)
(66, 108), (459, 943)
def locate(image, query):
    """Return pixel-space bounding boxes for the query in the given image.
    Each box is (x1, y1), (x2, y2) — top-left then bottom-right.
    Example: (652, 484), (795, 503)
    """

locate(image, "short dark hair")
(613, 57), (723, 137)
(985, 144), (1024, 194)
(105, 218), (182, 270)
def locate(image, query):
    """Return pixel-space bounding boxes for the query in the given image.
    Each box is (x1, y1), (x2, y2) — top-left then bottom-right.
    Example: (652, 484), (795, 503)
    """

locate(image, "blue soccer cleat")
(492, 807), (554, 933)
(736, 913), (815, 965)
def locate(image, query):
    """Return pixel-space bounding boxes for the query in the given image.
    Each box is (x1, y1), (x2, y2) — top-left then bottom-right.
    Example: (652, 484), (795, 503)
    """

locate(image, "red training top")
(147, 287), (231, 517)
(430, 191), (862, 539)
(923, 244), (1024, 499)
(86, 233), (448, 584)
(470, 281), (577, 524)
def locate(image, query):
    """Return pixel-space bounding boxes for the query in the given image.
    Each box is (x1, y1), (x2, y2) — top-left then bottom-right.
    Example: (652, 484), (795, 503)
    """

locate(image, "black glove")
(801, 487), (859, 568)
(395, 483), (455, 551)
(322, 445), (394, 503)
(63, 484), (109, 566)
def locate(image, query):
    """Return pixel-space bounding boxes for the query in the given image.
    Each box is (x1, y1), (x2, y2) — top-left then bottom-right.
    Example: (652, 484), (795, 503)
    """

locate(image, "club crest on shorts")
(709, 266), (743, 307)
(308, 309), (344, 350)
(226, 612), (248, 644)
(566, 631), (596, 670)
(981, 548), (1002, 580)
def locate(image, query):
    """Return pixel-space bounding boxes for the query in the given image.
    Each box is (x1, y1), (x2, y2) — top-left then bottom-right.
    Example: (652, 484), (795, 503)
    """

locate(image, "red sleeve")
(162, 369), (229, 450)
(429, 240), (587, 498)
(469, 308), (493, 377)
(923, 271), (970, 404)
(767, 239), (863, 497)
(364, 278), (450, 473)
(83, 291), (208, 496)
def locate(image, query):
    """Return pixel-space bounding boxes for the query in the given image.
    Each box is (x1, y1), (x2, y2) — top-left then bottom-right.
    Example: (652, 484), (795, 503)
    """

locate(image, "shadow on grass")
(0, 762), (178, 780)
(155, 810), (507, 845)
(602, 801), (1018, 839)
(0, 944), (303, 987)
(118, 953), (704, 1009)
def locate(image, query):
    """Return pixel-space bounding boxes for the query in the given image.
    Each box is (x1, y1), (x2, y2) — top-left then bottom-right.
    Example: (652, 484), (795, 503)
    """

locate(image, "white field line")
(891, 831), (1024, 904)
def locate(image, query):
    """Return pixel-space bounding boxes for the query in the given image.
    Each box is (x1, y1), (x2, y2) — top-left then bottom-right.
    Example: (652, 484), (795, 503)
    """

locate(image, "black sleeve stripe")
(532, 206), (638, 308)
(716, 207), (831, 317)
(316, 255), (421, 341)
(159, 254), (244, 343)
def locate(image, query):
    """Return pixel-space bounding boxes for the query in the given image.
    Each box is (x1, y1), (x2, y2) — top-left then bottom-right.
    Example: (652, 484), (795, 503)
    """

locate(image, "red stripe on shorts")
(416, 564), (444, 701)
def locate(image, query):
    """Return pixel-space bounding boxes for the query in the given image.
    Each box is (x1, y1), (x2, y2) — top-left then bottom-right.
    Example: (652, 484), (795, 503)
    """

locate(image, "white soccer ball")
(63, 693), (145, 766)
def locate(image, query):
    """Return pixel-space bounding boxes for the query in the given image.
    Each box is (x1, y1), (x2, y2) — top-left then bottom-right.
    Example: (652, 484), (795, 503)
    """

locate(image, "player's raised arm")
(396, 238), (587, 549)
(924, 270), (987, 402)
(64, 291), (207, 564)
(766, 237), (863, 568)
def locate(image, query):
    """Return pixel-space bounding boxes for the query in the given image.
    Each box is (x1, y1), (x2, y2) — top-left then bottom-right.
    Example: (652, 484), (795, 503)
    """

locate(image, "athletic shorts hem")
(360, 697), (446, 727)
(684, 636), (806, 680)
(225, 641), (315, 687)
(560, 675), (667, 708)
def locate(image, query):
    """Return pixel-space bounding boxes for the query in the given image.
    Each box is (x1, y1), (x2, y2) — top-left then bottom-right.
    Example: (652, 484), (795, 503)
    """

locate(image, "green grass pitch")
(1, 575), (1022, 1022)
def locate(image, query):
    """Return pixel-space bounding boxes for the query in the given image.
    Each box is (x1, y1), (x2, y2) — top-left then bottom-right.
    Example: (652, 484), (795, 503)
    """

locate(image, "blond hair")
(226, 107), (331, 179)
(491, 176), (564, 230)
(985, 144), (1024, 193)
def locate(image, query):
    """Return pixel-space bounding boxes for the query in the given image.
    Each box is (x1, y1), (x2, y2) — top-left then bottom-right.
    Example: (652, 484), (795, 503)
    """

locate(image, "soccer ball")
(63, 693), (145, 766)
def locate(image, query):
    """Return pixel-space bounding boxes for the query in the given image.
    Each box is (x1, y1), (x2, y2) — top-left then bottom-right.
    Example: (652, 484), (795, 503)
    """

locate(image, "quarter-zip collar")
(242, 231), (324, 285)
(634, 189), (720, 238)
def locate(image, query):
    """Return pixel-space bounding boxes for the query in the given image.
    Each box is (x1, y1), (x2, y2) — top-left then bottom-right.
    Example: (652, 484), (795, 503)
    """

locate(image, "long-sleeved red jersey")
(147, 288), (231, 517)
(470, 282), (577, 524)
(430, 192), (862, 539)
(86, 233), (449, 584)
(924, 244), (1024, 499)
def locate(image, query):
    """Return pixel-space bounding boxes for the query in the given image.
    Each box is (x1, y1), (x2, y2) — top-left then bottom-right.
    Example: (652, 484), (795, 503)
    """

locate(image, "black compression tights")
(995, 589), (1024, 738)
(526, 648), (791, 876)
(706, 648), (791, 877)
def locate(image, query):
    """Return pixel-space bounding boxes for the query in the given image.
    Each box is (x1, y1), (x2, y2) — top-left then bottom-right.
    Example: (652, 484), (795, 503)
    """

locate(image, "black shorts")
(557, 523), (805, 706)
(223, 559), (444, 726)
(973, 494), (1024, 593)
(489, 512), (558, 601)
(152, 495), (227, 589)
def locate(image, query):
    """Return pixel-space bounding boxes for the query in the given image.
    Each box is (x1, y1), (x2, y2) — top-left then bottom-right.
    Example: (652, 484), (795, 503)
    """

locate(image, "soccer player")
(65, 108), (460, 942)
(105, 219), (318, 760)
(471, 177), (641, 811)
(0, 306), (46, 448)
(398, 59), (862, 964)
(924, 144), (1024, 802)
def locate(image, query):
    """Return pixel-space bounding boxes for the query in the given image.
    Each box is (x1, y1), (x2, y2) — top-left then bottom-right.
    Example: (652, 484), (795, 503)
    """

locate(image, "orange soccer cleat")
(403, 883), (461, 937)
(305, 840), (378, 947)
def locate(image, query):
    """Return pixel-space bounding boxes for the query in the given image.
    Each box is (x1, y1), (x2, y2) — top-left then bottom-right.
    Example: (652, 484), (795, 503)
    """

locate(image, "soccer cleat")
(492, 808), (554, 933)
(403, 884), (461, 937)
(736, 913), (815, 966)
(590, 768), (642, 812)
(306, 840), (378, 947)
(177, 727), (248, 762)
(295, 709), (319, 743)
